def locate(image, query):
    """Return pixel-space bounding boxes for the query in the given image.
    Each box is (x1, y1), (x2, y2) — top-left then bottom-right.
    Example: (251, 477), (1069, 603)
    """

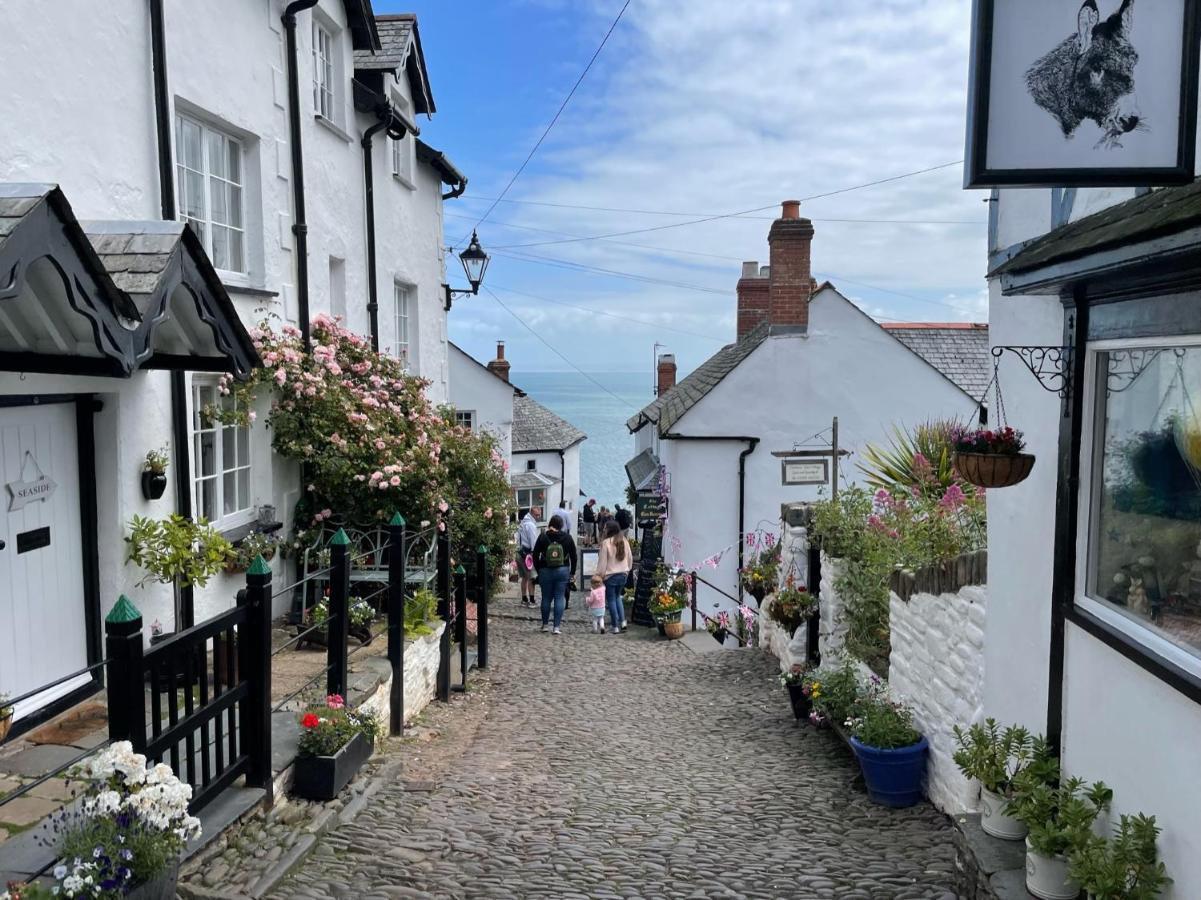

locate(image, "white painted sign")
(782, 459), (828, 486)
(6, 451), (57, 511)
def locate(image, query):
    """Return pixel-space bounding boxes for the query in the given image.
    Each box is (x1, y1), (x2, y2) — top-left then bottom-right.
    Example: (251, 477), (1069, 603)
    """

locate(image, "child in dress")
(587, 574), (607, 633)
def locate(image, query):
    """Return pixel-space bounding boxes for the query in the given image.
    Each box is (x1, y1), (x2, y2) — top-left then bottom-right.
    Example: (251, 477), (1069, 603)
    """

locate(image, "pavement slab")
(261, 595), (959, 899)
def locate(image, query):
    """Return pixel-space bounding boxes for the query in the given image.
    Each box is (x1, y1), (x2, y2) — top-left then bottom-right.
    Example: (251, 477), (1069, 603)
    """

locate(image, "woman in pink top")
(595, 520), (633, 633)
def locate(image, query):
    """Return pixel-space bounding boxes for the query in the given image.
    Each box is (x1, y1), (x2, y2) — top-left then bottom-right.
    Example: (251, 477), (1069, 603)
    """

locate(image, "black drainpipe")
(661, 433), (759, 603)
(283, 0), (319, 350)
(558, 449), (567, 511)
(362, 115), (389, 352)
(149, 0), (195, 628)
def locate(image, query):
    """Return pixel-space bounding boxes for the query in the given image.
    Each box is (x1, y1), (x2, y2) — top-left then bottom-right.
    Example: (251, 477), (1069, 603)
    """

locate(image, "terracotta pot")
(980, 787), (1027, 840)
(1025, 841), (1079, 900)
(663, 619), (685, 639)
(953, 451), (1036, 488)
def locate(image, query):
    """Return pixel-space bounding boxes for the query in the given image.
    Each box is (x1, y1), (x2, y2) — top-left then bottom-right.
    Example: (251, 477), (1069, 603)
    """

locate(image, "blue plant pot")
(849, 734), (928, 808)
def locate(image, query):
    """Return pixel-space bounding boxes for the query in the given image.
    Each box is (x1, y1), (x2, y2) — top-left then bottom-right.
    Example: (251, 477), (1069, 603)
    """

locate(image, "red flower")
(302, 713), (320, 728)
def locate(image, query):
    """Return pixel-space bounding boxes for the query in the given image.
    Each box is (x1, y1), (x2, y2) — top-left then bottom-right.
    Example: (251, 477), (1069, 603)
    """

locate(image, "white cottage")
(0, 1), (466, 730)
(983, 177), (1201, 895)
(447, 340), (518, 461)
(627, 202), (987, 612)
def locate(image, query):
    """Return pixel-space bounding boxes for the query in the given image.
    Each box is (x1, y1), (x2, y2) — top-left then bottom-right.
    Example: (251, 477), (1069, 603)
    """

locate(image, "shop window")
(1083, 343), (1201, 662)
(192, 381), (253, 530)
(175, 113), (245, 273)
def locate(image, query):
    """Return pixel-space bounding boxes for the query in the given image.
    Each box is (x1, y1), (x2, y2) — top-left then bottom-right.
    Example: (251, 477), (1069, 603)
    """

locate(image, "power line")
(493, 248), (730, 295)
(483, 286), (636, 408)
(487, 160), (964, 250)
(466, 0), (632, 237)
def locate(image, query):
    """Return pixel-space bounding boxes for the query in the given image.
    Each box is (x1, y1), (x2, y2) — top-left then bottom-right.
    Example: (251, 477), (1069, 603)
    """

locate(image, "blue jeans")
(604, 573), (628, 630)
(539, 566), (571, 627)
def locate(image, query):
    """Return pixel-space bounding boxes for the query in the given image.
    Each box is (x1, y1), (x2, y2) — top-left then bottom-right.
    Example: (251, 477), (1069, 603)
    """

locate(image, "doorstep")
(952, 813), (1034, 899)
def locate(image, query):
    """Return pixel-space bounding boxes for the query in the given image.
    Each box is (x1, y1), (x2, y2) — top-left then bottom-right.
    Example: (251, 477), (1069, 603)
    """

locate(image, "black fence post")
(436, 524), (452, 702)
(453, 564), (468, 692)
(240, 555), (273, 796)
(807, 541), (822, 666)
(690, 571), (698, 632)
(327, 528), (351, 698)
(105, 595), (147, 752)
(476, 545), (489, 670)
(387, 513), (407, 736)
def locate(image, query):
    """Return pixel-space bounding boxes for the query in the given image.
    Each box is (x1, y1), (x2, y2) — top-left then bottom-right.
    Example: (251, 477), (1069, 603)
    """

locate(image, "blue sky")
(377, 1), (987, 377)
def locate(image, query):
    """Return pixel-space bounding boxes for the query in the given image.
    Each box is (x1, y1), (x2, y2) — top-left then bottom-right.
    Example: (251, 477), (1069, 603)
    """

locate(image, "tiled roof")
(882, 323), (991, 402)
(627, 323), (770, 434)
(81, 221), (189, 316)
(512, 395), (586, 453)
(511, 470), (560, 490)
(353, 14), (412, 70)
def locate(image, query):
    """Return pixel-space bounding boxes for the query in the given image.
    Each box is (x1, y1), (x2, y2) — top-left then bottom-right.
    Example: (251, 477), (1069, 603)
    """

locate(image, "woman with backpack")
(596, 520), (633, 634)
(532, 514), (577, 635)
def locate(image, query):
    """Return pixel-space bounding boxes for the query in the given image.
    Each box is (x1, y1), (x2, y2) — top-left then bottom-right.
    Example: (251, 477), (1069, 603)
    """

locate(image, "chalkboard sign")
(631, 524), (662, 627)
(17, 526), (51, 554)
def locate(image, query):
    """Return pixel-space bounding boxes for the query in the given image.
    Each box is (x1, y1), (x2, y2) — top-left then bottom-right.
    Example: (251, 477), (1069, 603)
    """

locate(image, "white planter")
(1025, 840), (1080, 900)
(980, 787), (1027, 840)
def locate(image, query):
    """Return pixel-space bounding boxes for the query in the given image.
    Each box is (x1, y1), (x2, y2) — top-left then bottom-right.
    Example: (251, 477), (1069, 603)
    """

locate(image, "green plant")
(952, 425), (1026, 454)
(404, 588), (438, 636)
(0, 694), (11, 719)
(125, 514), (233, 590)
(767, 576), (816, 635)
(227, 531), (280, 570)
(297, 694), (381, 758)
(846, 676), (921, 749)
(778, 662), (810, 687)
(348, 597), (375, 629)
(143, 446), (169, 474)
(952, 719), (1035, 795)
(858, 419), (966, 493)
(649, 564), (690, 620)
(1068, 814), (1172, 899)
(1007, 751), (1112, 857)
(740, 538), (781, 594)
(808, 661), (861, 725)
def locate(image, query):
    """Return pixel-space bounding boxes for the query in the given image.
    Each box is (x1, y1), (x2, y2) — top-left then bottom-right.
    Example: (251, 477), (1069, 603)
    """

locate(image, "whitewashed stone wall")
(818, 553), (849, 661)
(758, 595), (809, 672)
(889, 586), (987, 815)
(357, 622), (446, 726)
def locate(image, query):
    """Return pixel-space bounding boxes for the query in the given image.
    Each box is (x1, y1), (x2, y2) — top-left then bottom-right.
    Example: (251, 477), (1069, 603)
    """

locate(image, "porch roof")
(994, 180), (1201, 297)
(511, 470), (559, 490)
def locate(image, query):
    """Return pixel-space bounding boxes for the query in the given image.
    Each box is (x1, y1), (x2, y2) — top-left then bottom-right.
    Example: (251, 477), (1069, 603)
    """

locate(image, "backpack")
(544, 537), (567, 568)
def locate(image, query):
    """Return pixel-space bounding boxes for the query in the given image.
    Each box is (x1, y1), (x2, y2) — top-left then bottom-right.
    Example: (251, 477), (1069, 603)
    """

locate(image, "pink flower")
(274, 368), (287, 386)
(939, 483), (966, 511)
(484, 508), (493, 519)
(326, 694), (345, 709)
(438, 499), (449, 513)
(390, 475), (401, 486)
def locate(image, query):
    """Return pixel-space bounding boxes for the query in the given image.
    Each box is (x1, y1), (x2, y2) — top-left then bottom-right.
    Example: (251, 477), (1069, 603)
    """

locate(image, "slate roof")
(881, 323), (991, 402)
(511, 470), (560, 490)
(626, 323), (770, 434)
(512, 394), (586, 453)
(353, 14), (412, 70)
(994, 179), (1201, 277)
(81, 222), (189, 314)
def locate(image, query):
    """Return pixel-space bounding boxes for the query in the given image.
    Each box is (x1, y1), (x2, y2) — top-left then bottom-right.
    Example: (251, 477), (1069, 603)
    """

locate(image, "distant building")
(627, 201), (988, 613)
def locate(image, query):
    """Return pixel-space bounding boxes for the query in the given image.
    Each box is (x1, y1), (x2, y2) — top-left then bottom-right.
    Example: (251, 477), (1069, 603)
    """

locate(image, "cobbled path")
(268, 603), (960, 900)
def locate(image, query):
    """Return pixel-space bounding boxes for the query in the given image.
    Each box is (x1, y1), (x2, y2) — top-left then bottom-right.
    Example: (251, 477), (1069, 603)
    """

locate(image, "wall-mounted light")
(444, 230), (490, 312)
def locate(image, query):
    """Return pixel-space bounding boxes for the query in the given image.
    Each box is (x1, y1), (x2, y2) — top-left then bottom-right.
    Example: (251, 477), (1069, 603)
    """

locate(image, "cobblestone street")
(261, 596), (959, 900)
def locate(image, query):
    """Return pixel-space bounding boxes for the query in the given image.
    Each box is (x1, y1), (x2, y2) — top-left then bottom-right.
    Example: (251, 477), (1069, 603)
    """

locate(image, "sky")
(376, 0), (988, 378)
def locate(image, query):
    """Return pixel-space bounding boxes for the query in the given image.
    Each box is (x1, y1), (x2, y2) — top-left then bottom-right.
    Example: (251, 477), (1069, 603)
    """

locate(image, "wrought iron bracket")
(1105, 348), (1184, 394)
(992, 345), (1073, 399)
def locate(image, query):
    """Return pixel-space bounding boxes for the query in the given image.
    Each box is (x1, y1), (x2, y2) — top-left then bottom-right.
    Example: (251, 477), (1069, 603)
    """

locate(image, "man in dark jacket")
(532, 514), (577, 634)
(581, 498), (597, 545)
(614, 504), (633, 536)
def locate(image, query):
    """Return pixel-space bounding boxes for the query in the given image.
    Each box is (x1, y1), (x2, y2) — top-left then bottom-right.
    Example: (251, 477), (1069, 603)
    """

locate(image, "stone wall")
(817, 553), (849, 662)
(758, 595), (809, 672)
(357, 622), (446, 726)
(889, 585), (986, 815)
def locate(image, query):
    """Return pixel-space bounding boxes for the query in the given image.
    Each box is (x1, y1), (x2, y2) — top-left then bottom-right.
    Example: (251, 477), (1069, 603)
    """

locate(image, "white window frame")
(454, 410), (476, 430)
(312, 22), (335, 120)
(390, 95), (415, 187)
(175, 113), (246, 274)
(515, 488), (548, 519)
(394, 281), (413, 364)
(191, 380), (254, 531)
(1074, 333), (1201, 680)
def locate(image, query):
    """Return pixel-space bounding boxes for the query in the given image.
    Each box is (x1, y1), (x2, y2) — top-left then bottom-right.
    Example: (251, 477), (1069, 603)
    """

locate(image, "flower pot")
(709, 627), (727, 646)
(980, 787), (1027, 840)
(663, 619), (685, 639)
(141, 470), (168, 501)
(126, 860), (180, 900)
(656, 622), (666, 636)
(785, 683), (811, 721)
(293, 730), (373, 801)
(849, 734), (928, 808)
(746, 585), (767, 602)
(953, 451), (1035, 488)
(0, 711), (12, 744)
(1024, 841), (1079, 900)
(350, 625), (374, 645)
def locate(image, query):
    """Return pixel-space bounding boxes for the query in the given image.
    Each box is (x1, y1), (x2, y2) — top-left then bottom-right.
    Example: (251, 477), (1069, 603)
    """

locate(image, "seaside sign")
(6, 451), (57, 512)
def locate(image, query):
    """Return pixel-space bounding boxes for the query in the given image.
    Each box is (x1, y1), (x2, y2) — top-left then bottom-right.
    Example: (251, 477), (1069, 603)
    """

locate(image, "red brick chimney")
(767, 200), (814, 333)
(656, 353), (677, 396)
(487, 340), (510, 382)
(736, 260), (770, 340)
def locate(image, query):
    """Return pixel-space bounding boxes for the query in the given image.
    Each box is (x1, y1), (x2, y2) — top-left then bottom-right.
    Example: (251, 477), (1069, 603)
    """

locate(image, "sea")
(512, 371), (652, 509)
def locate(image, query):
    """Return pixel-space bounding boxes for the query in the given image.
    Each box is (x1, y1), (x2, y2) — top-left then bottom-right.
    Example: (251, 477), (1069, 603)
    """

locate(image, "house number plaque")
(6, 451), (57, 512)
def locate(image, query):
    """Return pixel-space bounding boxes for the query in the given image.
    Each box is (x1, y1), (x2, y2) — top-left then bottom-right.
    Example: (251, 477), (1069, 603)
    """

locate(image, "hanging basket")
(953, 451), (1035, 488)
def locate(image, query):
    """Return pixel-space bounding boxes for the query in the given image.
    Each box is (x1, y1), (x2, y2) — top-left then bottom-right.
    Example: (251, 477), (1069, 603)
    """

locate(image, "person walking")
(596, 519), (632, 634)
(533, 514), (577, 634)
(517, 507), (540, 608)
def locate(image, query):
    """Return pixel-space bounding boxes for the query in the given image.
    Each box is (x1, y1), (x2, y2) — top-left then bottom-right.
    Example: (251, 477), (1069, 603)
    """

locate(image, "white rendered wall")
(512, 448), (580, 517)
(447, 345), (515, 461)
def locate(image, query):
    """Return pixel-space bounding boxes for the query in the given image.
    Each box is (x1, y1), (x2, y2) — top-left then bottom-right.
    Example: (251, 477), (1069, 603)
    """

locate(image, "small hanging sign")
(781, 458), (828, 486)
(6, 451), (58, 512)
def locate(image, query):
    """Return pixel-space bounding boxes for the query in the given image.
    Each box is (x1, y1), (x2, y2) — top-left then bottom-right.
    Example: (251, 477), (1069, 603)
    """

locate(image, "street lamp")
(444, 230), (490, 311)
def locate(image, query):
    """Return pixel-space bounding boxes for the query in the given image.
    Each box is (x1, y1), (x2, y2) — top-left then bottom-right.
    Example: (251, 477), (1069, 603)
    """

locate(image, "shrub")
(858, 419), (967, 494)
(808, 661), (860, 726)
(1007, 742), (1111, 858)
(952, 719), (1035, 795)
(1068, 814), (1172, 899)
(404, 588), (438, 636)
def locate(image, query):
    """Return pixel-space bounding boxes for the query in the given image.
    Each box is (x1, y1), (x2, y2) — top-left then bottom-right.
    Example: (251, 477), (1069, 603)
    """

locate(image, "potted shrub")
(293, 694), (380, 801)
(778, 664), (815, 721)
(298, 596), (375, 647)
(1068, 813), (1171, 900)
(845, 678), (928, 807)
(706, 610), (730, 645)
(951, 425), (1035, 488)
(125, 514), (233, 634)
(807, 661), (860, 729)
(224, 530), (279, 574)
(1008, 756), (1112, 900)
(952, 718), (1036, 840)
(0, 694), (12, 744)
(141, 446), (170, 501)
(5, 742), (201, 899)
(767, 576), (816, 637)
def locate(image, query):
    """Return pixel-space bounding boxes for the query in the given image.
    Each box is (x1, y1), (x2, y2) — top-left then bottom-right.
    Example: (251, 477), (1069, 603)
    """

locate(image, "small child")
(587, 574), (607, 633)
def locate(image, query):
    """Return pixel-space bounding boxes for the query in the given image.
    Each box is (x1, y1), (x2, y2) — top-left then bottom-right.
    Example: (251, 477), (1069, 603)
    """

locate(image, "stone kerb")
(888, 584), (987, 815)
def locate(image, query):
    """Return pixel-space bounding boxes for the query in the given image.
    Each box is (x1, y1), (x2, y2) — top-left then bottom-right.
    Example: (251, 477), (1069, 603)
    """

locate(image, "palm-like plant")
(858, 419), (969, 493)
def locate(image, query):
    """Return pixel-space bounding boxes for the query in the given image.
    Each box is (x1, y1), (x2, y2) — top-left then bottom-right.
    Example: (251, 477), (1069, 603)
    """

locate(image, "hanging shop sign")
(964, 0), (1200, 188)
(781, 458), (829, 486)
(6, 452), (58, 512)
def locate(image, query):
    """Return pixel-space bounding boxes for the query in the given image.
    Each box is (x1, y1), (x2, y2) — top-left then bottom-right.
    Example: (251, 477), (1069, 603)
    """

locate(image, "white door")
(0, 401), (90, 720)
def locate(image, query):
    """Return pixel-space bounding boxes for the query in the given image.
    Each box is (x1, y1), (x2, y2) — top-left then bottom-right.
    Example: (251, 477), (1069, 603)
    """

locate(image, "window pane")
(229, 229), (244, 274)
(227, 141), (241, 185)
(223, 472), (238, 516)
(1089, 346), (1201, 657)
(211, 226), (230, 271)
(211, 176), (228, 225)
(184, 170), (205, 221)
(237, 469), (250, 509)
(198, 429), (217, 478)
(222, 423), (236, 470)
(237, 424), (249, 466)
(198, 477), (216, 521)
(228, 184), (243, 228)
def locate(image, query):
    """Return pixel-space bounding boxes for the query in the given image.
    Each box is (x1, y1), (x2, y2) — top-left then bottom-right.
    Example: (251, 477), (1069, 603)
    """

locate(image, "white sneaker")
(552, 627), (562, 635)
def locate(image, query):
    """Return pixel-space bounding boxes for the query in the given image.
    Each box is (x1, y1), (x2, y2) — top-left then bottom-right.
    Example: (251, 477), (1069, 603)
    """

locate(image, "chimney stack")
(736, 260), (770, 340)
(487, 340), (511, 382)
(656, 353), (677, 396)
(767, 200), (814, 333)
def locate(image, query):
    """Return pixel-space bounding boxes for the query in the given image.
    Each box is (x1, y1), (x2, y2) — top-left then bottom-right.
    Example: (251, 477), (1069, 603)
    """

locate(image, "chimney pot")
(496, 340), (505, 360)
(741, 261), (759, 278)
(760, 265), (770, 278)
(781, 200), (801, 220)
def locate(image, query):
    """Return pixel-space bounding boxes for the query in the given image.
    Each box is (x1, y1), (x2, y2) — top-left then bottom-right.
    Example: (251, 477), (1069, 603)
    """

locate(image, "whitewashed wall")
(817, 553), (849, 662)
(447, 345), (515, 461)
(512, 447), (581, 518)
(357, 622), (445, 727)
